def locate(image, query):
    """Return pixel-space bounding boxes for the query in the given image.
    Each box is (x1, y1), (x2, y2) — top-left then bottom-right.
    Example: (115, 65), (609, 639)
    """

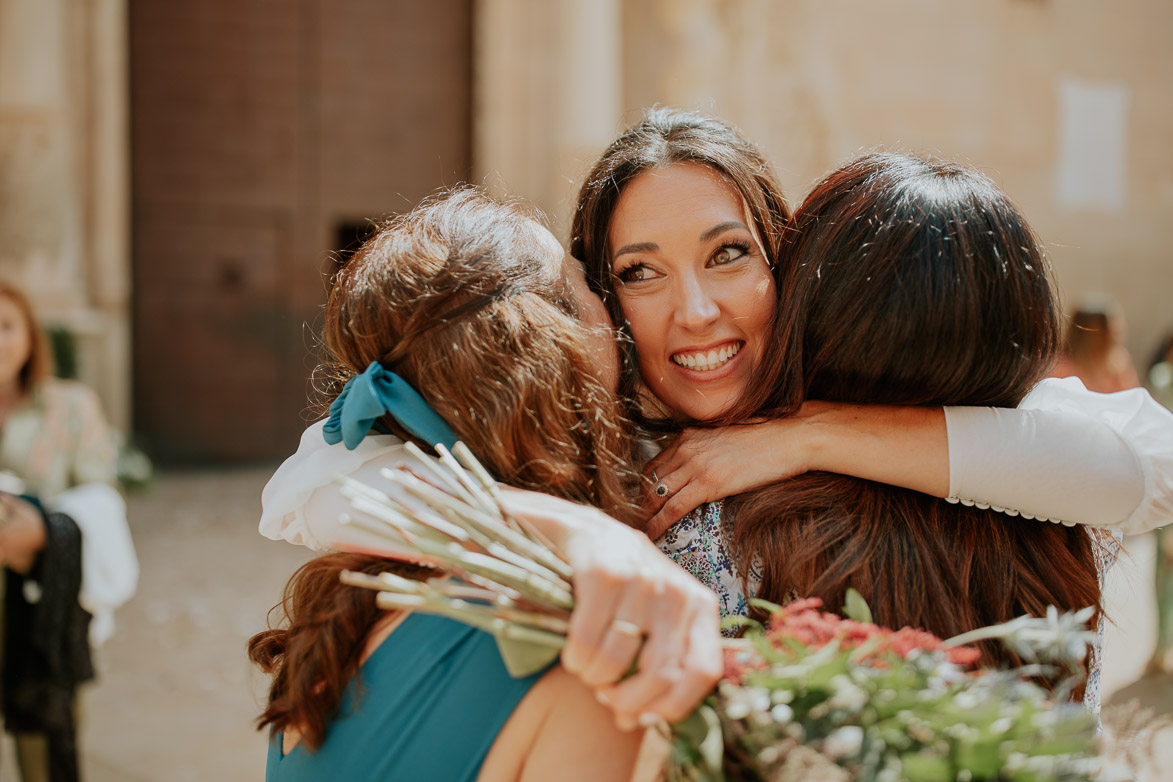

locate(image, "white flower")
(770, 703), (794, 724)
(826, 675), (868, 711)
(821, 726), (864, 759)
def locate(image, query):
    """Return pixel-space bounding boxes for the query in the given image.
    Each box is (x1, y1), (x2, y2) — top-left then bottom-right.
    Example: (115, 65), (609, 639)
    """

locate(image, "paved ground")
(1, 468), (1168, 780)
(1, 467), (313, 781)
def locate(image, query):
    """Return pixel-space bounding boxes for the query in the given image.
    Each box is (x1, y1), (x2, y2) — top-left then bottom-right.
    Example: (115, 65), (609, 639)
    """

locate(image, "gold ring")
(610, 619), (643, 640)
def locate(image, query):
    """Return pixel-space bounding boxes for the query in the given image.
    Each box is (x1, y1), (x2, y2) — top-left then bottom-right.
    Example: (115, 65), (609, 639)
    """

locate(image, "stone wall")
(477, 0), (1173, 365)
(2, 1), (1168, 436)
(0, 0), (130, 429)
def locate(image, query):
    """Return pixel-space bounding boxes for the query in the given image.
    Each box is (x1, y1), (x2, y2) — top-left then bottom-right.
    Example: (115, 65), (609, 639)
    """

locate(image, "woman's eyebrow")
(611, 241), (659, 260)
(699, 221), (750, 243)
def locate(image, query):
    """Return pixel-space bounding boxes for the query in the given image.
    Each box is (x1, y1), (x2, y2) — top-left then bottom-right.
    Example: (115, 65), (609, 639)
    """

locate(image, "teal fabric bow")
(323, 362), (458, 451)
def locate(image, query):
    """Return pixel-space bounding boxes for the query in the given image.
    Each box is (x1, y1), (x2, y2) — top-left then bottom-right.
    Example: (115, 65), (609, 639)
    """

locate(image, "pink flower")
(754, 596), (982, 670)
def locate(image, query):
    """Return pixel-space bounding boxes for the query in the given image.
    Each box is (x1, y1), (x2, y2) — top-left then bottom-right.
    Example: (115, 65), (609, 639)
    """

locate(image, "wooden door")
(130, 0), (472, 463)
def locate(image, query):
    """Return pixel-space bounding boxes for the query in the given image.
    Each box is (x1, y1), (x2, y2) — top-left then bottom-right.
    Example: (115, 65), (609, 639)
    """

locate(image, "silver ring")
(610, 619), (643, 640)
(655, 481), (669, 498)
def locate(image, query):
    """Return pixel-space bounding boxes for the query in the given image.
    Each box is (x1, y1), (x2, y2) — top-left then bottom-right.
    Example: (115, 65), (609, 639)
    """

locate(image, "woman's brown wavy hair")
(249, 188), (641, 749)
(725, 153), (1105, 691)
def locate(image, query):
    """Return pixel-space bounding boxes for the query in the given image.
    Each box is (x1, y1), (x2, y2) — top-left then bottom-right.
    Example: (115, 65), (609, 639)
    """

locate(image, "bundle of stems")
(337, 441), (576, 654)
(337, 442), (1115, 780)
(338, 441), (1100, 671)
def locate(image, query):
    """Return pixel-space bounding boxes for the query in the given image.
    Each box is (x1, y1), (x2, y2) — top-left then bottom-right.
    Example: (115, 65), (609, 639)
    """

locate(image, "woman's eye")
(616, 263), (653, 283)
(711, 243), (750, 266)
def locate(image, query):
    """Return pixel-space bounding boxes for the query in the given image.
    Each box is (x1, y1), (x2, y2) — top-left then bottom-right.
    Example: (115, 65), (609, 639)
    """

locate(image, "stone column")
(0, 0), (130, 429)
(473, 0), (623, 236)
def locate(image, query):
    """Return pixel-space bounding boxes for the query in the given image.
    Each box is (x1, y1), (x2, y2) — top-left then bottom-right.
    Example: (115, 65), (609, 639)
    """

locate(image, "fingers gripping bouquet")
(339, 442), (1107, 782)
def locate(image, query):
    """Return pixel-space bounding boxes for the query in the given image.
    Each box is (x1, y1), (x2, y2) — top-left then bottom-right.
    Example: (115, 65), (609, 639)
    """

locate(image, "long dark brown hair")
(570, 107), (792, 425)
(726, 153), (1103, 685)
(249, 188), (641, 749)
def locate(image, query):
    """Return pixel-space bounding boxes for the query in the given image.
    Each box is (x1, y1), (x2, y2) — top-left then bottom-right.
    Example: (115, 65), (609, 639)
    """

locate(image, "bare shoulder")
(479, 664), (648, 782)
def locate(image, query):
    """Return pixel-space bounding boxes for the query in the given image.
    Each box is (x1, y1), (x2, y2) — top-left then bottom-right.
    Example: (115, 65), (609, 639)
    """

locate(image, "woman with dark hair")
(571, 107), (1172, 545)
(573, 108), (1170, 540)
(255, 189), (721, 781)
(722, 153), (1107, 698)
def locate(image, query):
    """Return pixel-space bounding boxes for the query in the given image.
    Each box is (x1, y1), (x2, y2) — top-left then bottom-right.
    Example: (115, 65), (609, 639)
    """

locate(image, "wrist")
(794, 401), (851, 474)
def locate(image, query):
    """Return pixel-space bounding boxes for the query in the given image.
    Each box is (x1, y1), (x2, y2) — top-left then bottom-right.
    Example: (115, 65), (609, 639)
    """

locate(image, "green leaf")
(495, 636), (561, 678)
(843, 588), (873, 624)
(695, 704), (726, 776)
(899, 752), (953, 782)
(670, 705), (727, 780)
(748, 597), (784, 615)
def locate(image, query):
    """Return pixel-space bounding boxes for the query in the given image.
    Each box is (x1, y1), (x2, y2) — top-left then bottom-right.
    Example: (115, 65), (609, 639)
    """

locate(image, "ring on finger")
(654, 479), (670, 498)
(610, 619), (644, 640)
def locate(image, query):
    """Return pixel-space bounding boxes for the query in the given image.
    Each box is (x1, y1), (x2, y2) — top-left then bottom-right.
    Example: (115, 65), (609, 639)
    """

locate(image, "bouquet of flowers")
(336, 442), (1112, 782)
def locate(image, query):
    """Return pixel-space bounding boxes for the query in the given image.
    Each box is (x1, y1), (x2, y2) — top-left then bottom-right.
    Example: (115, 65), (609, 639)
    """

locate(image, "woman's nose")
(674, 276), (720, 331)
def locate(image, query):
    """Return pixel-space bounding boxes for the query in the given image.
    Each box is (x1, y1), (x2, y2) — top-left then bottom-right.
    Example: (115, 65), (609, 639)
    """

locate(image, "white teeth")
(671, 343), (742, 372)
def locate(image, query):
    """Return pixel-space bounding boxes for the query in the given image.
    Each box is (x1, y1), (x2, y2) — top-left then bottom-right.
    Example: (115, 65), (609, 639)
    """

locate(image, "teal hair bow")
(323, 362), (458, 451)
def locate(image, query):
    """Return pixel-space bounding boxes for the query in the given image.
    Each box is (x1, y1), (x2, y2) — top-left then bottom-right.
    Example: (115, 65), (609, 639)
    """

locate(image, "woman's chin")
(656, 387), (742, 423)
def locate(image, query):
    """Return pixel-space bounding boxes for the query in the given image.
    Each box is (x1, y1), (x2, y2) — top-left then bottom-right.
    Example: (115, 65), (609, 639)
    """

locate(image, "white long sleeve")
(52, 482), (139, 645)
(945, 376), (1173, 535)
(259, 420), (418, 552)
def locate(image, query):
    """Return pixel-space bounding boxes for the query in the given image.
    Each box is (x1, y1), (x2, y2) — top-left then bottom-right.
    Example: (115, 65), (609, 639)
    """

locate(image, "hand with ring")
(651, 471), (670, 499)
(500, 489), (723, 731)
(643, 414), (824, 539)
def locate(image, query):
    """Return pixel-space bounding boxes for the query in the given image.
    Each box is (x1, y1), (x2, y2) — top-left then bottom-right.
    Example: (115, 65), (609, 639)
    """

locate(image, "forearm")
(944, 405), (1143, 527)
(802, 396), (1153, 530)
(801, 402), (949, 497)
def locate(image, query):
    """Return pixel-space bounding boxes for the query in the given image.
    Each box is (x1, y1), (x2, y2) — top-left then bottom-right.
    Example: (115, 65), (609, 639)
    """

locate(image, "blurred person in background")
(1052, 294), (1141, 393)
(0, 282), (137, 782)
(1148, 330), (1173, 673)
(1148, 331), (1173, 411)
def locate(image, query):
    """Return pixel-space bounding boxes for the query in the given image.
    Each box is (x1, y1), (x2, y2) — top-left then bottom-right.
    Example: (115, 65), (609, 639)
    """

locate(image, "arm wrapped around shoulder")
(945, 377), (1173, 534)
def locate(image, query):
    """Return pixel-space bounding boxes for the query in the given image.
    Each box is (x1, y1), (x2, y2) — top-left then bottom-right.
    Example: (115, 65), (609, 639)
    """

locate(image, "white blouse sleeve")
(945, 376), (1173, 535)
(259, 420), (418, 552)
(52, 482), (139, 646)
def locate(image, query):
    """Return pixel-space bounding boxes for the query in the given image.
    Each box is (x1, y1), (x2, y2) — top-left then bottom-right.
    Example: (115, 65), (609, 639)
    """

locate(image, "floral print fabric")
(657, 500), (1114, 715)
(656, 501), (760, 627)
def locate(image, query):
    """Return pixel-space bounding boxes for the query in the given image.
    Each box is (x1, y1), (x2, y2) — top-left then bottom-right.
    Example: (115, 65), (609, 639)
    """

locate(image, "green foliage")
(671, 606), (1100, 781)
(45, 324), (78, 379)
(843, 588), (873, 624)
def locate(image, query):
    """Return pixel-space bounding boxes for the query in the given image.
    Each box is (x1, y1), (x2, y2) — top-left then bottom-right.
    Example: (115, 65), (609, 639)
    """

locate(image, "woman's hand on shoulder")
(644, 415), (818, 539)
(500, 490), (723, 731)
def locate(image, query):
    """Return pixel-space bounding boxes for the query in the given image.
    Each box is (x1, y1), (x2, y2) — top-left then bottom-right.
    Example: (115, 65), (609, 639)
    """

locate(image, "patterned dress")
(656, 500), (1115, 715)
(655, 501), (760, 626)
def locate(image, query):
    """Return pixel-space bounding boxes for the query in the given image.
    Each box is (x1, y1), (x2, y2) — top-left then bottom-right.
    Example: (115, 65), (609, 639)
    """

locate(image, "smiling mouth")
(670, 341), (743, 372)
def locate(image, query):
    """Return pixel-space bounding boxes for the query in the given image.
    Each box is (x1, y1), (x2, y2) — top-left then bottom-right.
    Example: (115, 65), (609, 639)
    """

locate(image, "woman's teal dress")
(266, 613), (548, 782)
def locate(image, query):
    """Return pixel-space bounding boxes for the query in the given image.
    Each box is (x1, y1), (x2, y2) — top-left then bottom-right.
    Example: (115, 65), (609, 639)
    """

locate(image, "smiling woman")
(607, 164), (776, 421)
(570, 107), (1173, 590)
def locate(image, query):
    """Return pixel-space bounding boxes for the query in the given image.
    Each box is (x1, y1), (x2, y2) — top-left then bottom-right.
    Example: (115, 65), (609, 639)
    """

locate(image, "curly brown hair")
(250, 188), (642, 749)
